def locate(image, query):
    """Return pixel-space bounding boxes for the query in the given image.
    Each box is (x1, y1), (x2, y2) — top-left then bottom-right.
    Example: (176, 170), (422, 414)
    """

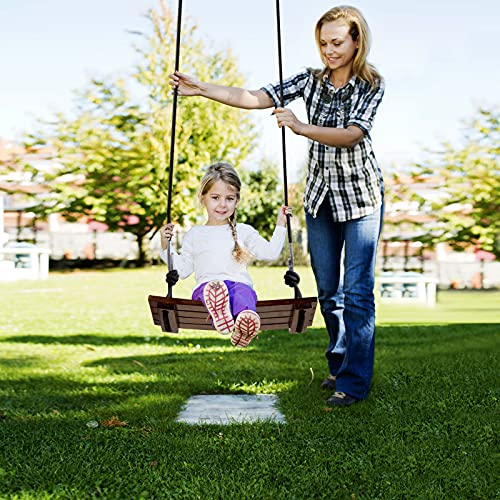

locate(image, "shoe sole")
(203, 280), (234, 335)
(231, 310), (261, 348)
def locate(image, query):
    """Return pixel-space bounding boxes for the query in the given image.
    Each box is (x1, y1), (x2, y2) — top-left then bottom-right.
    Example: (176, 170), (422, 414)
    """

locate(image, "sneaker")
(203, 280), (234, 335)
(231, 310), (261, 348)
(320, 375), (337, 391)
(326, 391), (359, 407)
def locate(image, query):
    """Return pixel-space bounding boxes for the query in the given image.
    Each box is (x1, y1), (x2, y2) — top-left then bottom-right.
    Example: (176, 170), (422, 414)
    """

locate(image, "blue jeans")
(306, 200), (384, 400)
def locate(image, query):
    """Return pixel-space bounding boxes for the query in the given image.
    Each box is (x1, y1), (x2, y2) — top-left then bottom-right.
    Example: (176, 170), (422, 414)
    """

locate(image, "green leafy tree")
(238, 159), (284, 239)
(18, 0), (256, 265)
(288, 159), (308, 229)
(238, 158), (310, 267)
(410, 108), (499, 257)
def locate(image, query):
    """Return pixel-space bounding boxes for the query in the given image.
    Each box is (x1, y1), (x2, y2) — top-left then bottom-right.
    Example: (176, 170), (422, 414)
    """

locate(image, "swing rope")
(275, 0), (302, 299)
(165, 0), (183, 298)
(165, 0), (301, 299)
(149, 2), (317, 334)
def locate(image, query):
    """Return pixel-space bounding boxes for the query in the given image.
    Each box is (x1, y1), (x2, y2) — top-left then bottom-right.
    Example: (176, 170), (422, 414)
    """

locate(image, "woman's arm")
(299, 123), (364, 148)
(170, 71), (274, 110)
(273, 108), (364, 148)
(272, 80), (385, 149)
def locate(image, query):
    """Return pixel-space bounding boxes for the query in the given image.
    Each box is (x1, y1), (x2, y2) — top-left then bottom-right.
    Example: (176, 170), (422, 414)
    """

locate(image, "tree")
(238, 158), (310, 267)
(18, 0), (256, 265)
(408, 108), (500, 257)
(238, 159), (284, 239)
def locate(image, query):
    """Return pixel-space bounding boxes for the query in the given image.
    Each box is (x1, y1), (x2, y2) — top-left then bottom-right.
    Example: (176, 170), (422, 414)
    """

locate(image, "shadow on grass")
(0, 333), (249, 347)
(0, 330), (323, 417)
(2, 322), (497, 348)
(1, 324), (497, 417)
(0, 356), (45, 369)
(1, 323), (497, 499)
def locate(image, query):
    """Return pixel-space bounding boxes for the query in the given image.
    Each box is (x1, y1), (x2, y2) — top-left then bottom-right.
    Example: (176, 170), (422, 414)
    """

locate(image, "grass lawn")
(0, 267), (498, 499)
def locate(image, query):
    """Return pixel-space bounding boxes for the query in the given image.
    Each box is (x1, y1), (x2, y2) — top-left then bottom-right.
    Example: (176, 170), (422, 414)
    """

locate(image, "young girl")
(160, 162), (291, 348)
(170, 6), (384, 405)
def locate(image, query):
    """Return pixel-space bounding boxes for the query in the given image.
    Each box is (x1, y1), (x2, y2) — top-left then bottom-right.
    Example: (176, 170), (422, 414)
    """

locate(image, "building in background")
(1, 138), (498, 286)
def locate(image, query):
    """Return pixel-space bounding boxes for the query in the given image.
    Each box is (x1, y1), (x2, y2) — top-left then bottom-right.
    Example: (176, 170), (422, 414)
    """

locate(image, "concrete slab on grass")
(176, 394), (285, 425)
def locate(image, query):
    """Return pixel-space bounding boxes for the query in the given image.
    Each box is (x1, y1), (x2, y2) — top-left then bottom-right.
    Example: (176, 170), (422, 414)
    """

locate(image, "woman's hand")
(160, 223), (175, 250)
(273, 108), (306, 135)
(169, 71), (205, 96)
(277, 205), (292, 227)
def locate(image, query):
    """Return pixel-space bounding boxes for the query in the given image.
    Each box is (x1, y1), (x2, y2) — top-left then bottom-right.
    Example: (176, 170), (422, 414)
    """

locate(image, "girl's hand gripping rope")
(160, 223), (175, 250)
(161, 223), (179, 285)
(277, 205), (293, 226)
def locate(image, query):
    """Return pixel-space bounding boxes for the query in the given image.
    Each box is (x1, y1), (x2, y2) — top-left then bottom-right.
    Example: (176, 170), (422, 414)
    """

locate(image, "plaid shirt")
(262, 70), (385, 221)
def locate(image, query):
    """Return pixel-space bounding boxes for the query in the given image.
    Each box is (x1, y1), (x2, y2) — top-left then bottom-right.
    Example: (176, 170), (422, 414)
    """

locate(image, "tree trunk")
(136, 233), (146, 267)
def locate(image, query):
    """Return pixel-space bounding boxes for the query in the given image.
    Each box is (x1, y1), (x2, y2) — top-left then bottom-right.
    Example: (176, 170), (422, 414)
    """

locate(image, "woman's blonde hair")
(198, 162), (252, 264)
(313, 5), (381, 88)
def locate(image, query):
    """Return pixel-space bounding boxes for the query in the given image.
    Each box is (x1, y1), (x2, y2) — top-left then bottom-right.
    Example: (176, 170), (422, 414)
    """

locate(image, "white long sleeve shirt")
(160, 223), (287, 289)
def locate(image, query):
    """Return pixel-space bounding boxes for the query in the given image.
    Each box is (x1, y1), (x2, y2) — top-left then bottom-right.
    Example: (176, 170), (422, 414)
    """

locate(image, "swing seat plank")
(148, 295), (317, 334)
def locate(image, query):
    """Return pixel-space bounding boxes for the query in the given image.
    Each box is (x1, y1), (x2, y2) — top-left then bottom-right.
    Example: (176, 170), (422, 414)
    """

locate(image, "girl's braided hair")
(198, 162), (253, 264)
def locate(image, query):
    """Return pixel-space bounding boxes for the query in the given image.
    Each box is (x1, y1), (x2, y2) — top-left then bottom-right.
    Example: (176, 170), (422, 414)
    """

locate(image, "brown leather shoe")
(320, 375), (336, 390)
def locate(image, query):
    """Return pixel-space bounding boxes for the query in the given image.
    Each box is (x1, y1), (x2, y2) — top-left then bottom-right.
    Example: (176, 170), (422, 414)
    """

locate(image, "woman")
(170, 5), (384, 406)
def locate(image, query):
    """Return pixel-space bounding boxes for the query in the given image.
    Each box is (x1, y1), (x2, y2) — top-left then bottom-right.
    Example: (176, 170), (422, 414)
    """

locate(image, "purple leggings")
(192, 280), (257, 318)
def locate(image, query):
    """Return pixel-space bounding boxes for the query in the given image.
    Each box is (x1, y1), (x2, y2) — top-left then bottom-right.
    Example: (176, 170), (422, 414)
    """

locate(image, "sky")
(1, 0), (498, 182)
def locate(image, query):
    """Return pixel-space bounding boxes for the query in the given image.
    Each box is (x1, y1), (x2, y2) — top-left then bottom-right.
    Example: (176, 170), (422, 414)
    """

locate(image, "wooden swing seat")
(148, 295), (317, 334)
